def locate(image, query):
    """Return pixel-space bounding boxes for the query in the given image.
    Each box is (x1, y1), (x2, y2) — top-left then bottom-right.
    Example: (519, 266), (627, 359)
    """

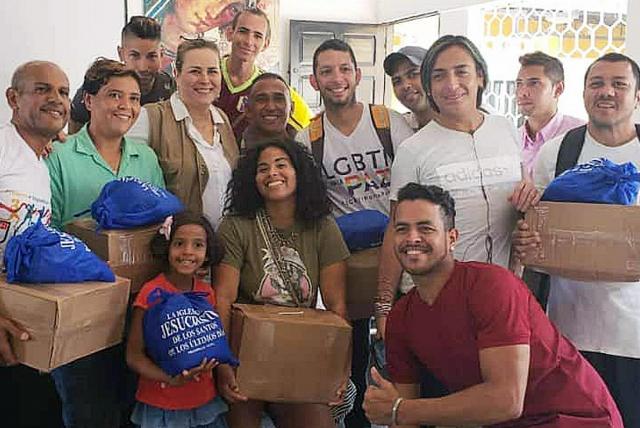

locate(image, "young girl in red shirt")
(126, 212), (228, 428)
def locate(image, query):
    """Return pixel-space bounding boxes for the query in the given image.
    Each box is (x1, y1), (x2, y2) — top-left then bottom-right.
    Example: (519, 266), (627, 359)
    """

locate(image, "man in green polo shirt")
(47, 58), (164, 230)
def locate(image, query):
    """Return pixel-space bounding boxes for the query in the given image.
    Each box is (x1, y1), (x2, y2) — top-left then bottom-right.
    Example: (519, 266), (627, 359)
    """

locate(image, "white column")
(626, 0), (640, 63)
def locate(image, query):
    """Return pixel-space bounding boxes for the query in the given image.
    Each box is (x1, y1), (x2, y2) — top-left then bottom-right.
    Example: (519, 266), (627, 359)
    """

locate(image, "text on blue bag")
(143, 288), (239, 376)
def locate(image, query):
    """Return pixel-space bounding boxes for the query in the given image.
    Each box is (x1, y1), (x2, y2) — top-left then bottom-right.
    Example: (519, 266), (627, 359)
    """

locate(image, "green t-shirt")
(218, 214), (350, 307)
(46, 125), (165, 229)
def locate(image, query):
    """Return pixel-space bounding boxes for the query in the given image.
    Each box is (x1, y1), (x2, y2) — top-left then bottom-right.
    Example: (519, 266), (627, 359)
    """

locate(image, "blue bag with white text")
(336, 210), (389, 252)
(542, 157), (640, 205)
(4, 220), (115, 283)
(143, 287), (239, 376)
(91, 177), (184, 229)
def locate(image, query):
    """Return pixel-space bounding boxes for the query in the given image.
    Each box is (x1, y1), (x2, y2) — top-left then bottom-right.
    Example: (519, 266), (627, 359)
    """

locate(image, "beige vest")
(145, 100), (238, 215)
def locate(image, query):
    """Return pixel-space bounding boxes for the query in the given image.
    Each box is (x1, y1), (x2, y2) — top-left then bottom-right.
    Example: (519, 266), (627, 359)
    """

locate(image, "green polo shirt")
(46, 125), (165, 229)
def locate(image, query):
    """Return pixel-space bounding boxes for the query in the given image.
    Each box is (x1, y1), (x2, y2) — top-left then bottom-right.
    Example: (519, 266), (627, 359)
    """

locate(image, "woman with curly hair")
(215, 139), (350, 427)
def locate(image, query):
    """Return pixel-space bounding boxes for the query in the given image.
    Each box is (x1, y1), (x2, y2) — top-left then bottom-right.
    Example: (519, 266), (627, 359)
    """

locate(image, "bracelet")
(391, 397), (404, 426)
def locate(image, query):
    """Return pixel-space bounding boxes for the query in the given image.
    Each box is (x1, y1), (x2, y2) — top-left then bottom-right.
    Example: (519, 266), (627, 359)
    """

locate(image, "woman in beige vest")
(128, 38), (238, 228)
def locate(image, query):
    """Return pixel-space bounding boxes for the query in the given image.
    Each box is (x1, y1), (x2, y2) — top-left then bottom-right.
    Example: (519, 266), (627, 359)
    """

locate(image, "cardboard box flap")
(232, 304), (351, 329)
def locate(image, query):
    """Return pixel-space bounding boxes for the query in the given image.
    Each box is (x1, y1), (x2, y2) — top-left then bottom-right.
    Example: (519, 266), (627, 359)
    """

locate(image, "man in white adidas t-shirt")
(376, 36), (538, 339)
(514, 53), (640, 428)
(297, 38), (413, 428)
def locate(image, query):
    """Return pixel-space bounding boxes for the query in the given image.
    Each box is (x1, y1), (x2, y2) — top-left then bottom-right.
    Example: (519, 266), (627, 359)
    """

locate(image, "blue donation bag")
(143, 288), (239, 376)
(91, 177), (184, 229)
(542, 157), (640, 205)
(4, 220), (115, 283)
(336, 210), (389, 252)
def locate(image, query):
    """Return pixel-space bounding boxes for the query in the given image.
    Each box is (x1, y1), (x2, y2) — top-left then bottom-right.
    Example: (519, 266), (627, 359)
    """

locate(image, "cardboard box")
(346, 247), (379, 320)
(0, 275), (130, 371)
(65, 219), (163, 293)
(230, 304), (352, 403)
(523, 201), (640, 282)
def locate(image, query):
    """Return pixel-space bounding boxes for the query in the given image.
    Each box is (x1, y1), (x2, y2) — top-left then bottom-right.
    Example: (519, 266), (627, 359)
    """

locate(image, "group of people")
(0, 5), (638, 428)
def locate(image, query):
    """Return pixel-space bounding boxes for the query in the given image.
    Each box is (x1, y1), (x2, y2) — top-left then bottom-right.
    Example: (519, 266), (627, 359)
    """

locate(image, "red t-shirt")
(133, 273), (218, 410)
(386, 261), (622, 428)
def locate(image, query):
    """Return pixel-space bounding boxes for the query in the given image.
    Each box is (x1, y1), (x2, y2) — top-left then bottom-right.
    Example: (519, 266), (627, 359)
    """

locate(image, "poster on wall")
(128, 0), (279, 73)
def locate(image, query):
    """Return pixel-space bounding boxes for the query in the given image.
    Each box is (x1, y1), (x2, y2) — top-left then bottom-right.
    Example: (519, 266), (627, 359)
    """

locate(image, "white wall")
(626, 0), (640, 121)
(1, 0), (638, 119)
(377, 0), (490, 23)
(0, 0), (125, 121)
(626, 0), (640, 63)
(278, 0), (378, 76)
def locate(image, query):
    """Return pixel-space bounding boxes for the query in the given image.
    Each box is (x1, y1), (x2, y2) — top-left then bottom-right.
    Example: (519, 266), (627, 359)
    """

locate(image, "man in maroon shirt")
(363, 183), (622, 428)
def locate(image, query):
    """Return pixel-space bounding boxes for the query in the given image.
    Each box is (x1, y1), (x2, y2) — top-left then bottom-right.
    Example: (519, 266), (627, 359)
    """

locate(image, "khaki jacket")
(145, 100), (238, 215)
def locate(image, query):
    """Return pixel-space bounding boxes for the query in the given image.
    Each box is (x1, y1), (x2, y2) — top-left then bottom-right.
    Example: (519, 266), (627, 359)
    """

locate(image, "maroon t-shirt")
(386, 261), (622, 428)
(214, 75), (251, 142)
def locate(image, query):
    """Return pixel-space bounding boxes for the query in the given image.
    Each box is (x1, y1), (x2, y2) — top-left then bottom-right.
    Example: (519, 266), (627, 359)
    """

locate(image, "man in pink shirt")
(517, 51), (583, 177)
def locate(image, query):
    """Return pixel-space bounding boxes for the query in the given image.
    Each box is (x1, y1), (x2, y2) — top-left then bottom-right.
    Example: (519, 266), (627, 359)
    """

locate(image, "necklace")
(256, 209), (302, 306)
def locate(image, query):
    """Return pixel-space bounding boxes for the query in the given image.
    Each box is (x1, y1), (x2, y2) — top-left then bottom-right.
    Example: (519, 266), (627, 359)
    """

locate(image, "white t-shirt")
(0, 122), (52, 269)
(298, 105), (413, 216)
(129, 94), (232, 228)
(534, 129), (640, 358)
(390, 115), (522, 268)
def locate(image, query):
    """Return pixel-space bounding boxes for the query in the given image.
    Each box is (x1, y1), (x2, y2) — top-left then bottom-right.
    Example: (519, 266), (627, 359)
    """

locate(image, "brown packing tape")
(523, 202), (640, 282)
(65, 220), (163, 293)
(65, 219), (160, 264)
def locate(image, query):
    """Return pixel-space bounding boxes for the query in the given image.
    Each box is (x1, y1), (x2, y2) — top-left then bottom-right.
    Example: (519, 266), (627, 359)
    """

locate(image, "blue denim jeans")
(51, 344), (131, 428)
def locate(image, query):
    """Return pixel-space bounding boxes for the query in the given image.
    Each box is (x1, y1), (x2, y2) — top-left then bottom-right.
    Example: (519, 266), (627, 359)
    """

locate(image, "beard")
(322, 90), (357, 109)
(395, 240), (453, 277)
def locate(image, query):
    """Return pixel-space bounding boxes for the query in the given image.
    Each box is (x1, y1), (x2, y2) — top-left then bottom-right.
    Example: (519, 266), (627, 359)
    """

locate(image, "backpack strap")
(555, 124), (640, 177)
(310, 105), (393, 169)
(555, 125), (587, 177)
(369, 104), (394, 161)
(309, 113), (325, 168)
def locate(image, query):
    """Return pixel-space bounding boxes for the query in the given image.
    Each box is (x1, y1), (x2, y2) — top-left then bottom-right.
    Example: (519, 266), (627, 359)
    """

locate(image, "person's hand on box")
(508, 179), (541, 213)
(512, 219), (541, 262)
(328, 376), (350, 406)
(363, 367), (400, 425)
(0, 315), (29, 366)
(161, 358), (218, 388)
(216, 363), (248, 403)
